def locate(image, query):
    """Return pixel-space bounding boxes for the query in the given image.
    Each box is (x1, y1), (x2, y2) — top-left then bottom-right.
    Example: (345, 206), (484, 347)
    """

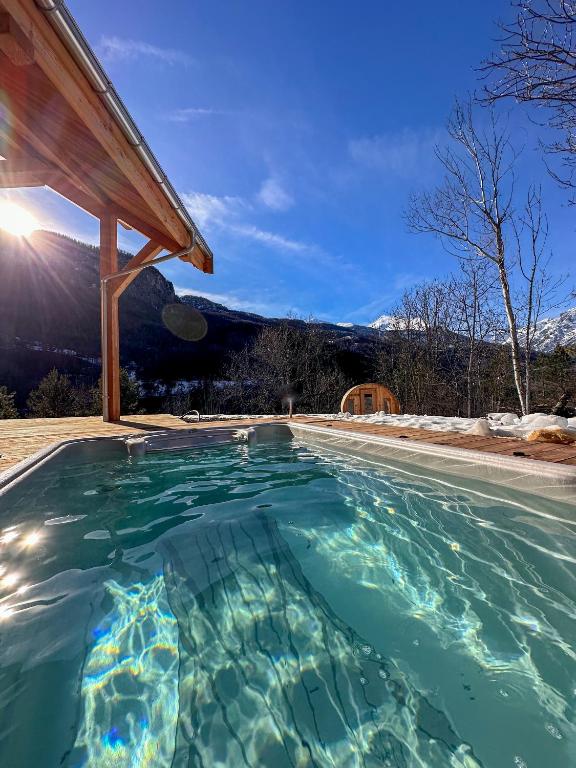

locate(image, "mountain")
(0, 230), (380, 408)
(369, 314), (426, 331)
(528, 308), (576, 352)
(179, 295), (232, 314)
(369, 307), (576, 350)
(369, 314), (395, 330)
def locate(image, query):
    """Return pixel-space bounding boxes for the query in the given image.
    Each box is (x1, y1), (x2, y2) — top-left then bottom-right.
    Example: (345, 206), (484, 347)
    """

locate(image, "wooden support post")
(110, 239), (163, 300)
(100, 213), (120, 422)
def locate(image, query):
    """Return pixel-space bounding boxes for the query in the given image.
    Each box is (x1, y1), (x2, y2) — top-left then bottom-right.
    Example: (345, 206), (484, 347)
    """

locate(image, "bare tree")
(378, 280), (463, 415)
(449, 262), (501, 416)
(225, 320), (351, 414)
(375, 275), (511, 417)
(481, 1), (576, 193)
(512, 185), (567, 411)
(406, 100), (531, 412)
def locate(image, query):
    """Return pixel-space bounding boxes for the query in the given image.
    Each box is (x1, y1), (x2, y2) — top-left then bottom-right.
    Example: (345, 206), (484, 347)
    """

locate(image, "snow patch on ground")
(302, 412), (576, 440)
(181, 412), (576, 440)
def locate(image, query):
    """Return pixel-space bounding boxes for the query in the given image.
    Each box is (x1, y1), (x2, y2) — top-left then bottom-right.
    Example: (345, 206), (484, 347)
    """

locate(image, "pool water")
(0, 440), (575, 767)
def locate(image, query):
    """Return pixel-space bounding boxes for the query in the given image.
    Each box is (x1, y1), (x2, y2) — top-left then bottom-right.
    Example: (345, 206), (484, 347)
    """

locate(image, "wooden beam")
(100, 213), (120, 422)
(109, 204), (181, 253)
(2, 0), (190, 248)
(0, 57), (159, 223)
(0, 157), (59, 187)
(0, 75), (109, 209)
(110, 239), (163, 300)
(0, 60), (188, 250)
(49, 176), (106, 219)
(0, 156), (180, 253)
(0, 12), (34, 66)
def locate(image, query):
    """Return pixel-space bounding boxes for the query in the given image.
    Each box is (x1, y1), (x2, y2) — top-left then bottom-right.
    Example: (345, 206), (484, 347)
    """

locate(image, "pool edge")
(1, 421), (575, 505)
(289, 423), (576, 504)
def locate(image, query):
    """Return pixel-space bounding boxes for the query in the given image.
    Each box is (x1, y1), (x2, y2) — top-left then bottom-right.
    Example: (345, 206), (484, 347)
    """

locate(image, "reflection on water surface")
(0, 441), (574, 767)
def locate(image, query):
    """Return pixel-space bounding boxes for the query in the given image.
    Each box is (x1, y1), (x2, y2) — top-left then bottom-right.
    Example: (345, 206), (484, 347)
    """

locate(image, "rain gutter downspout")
(100, 239), (194, 421)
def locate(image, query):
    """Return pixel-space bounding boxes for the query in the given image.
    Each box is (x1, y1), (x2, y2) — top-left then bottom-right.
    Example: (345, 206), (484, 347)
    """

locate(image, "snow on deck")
(304, 412), (576, 440)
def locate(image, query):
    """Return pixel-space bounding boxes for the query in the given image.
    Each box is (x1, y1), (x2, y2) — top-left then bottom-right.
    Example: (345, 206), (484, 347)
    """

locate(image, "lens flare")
(161, 303), (208, 341)
(0, 200), (38, 237)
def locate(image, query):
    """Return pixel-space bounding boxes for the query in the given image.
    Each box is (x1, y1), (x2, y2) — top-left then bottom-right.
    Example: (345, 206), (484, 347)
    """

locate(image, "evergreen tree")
(119, 369), (141, 414)
(532, 346), (576, 411)
(90, 368), (141, 415)
(0, 386), (19, 419)
(27, 369), (78, 418)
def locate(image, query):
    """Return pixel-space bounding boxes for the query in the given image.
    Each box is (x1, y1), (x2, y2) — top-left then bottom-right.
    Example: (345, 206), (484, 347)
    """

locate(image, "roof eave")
(34, 0), (213, 268)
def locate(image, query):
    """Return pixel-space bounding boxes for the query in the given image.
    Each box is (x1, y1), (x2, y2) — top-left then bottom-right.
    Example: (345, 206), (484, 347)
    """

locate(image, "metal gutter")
(34, 0), (213, 265)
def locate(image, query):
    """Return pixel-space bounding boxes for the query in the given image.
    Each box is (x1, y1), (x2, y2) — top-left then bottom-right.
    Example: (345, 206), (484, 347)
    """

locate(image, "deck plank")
(293, 418), (576, 465)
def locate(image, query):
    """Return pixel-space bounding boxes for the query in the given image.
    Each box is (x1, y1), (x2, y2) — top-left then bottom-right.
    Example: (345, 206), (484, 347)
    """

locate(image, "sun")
(0, 201), (38, 237)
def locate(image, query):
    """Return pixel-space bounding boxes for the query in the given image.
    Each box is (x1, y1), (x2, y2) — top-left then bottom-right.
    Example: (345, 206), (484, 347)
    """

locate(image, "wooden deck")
(1, 415), (576, 475)
(301, 419), (576, 466)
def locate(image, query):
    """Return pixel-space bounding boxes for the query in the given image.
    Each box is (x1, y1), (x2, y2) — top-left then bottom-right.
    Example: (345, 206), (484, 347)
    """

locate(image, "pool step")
(124, 423), (293, 456)
(159, 512), (480, 767)
(125, 427), (251, 456)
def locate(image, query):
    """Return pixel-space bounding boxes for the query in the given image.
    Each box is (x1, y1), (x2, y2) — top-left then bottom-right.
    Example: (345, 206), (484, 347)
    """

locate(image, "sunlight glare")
(0, 201), (38, 237)
(2, 572), (19, 589)
(22, 531), (42, 549)
(0, 606), (15, 622)
(0, 529), (19, 545)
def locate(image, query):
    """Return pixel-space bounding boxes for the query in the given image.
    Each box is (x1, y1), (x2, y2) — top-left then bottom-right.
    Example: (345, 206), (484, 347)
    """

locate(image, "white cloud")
(343, 272), (429, 324)
(349, 128), (442, 179)
(175, 287), (246, 307)
(258, 177), (294, 211)
(98, 36), (193, 66)
(165, 107), (229, 122)
(183, 191), (311, 253)
(230, 224), (308, 252)
(182, 192), (247, 229)
(393, 272), (423, 291)
(343, 295), (395, 323)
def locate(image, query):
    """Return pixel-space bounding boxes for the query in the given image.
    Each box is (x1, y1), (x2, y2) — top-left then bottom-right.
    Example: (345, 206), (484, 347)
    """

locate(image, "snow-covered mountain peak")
(369, 314), (395, 330)
(528, 307), (576, 352)
(367, 306), (576, 350)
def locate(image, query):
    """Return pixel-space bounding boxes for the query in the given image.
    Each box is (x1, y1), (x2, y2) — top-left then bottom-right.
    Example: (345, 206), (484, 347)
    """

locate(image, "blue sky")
(9, 0), (574, 322)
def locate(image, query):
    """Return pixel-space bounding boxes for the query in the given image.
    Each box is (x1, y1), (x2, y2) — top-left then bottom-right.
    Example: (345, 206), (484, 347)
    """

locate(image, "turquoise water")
(0, 440), (575, 767)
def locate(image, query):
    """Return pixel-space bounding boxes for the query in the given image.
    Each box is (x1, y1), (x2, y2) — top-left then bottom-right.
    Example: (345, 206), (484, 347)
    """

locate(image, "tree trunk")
(551, 391), (571, 417)
(497, 259), (526, 415)
(466, 347), (474, 418)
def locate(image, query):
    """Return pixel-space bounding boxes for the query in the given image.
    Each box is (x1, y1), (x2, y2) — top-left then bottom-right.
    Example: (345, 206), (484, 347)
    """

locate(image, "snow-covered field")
(184, 411), (576, 440)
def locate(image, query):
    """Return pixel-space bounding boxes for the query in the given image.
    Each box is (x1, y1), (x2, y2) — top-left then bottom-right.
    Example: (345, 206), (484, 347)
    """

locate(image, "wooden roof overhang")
(0, 0), (213, 272)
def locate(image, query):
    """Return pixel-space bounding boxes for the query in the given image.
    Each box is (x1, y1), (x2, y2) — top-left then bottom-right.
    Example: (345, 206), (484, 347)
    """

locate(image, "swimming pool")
(0, 437), (574, 767)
